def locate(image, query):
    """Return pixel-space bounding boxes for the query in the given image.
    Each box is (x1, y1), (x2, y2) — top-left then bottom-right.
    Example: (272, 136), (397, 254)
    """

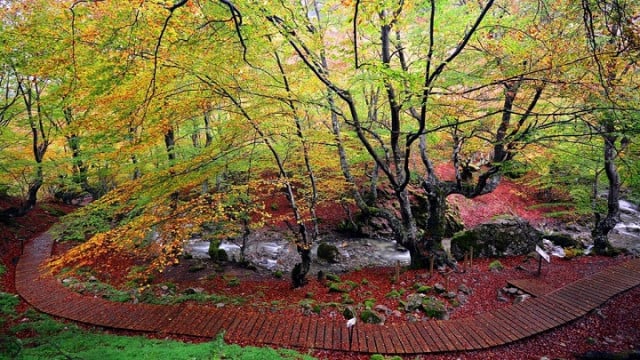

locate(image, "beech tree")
(579, 0), (640, 252)
(250, 0), (572, 267)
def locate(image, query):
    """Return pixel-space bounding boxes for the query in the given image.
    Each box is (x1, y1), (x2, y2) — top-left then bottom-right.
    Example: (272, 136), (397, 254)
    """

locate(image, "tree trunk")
(164, 128), (176, 162)
(292, 247), (311, 288)
(592, 133), (620, 253)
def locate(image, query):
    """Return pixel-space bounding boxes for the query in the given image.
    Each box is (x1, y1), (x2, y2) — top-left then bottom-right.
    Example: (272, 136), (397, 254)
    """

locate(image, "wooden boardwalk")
(16, 232), (640, 355)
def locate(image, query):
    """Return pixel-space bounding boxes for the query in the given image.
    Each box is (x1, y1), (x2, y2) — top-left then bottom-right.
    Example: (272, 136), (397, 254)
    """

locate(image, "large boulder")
(316, 242), (340, 263)
(450, 216), (542, 259)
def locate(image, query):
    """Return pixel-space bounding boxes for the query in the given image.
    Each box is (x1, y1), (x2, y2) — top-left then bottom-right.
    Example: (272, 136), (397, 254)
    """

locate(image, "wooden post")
(462, 252), (468, 273)
(395, 260), (400, 283)
(537, 254), (543, 276)
(429, 255), (435, 278)
(469, 246), (474, 271)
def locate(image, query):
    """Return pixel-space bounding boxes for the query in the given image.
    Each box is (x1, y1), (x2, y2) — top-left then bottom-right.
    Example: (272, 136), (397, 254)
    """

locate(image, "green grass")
(12, 332), (314, 360)
(1, 296), (315, 360)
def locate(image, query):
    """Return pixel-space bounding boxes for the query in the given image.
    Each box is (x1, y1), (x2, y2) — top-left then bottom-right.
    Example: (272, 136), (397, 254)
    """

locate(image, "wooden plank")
(471, 313), (504, 347)
(313, 319), (326, 349)
(435, 321), (465, 351)
(589, 273), (634, 292)
(533, 296), (576, 323)
(286, 316), (304, 348)
(336, 322), (346, 351)
(484, 309), (526, 341)
(395, 324), (417, 354)
(382, 325), (403, 354)
(569, 281), (615, 301)
(228, 310), (257, 342)
(554, 285), (600, 311)
(544, 293), (587, 318)
(414, 321), (443, 352)
(457, 319), (489, 349)
(255, 314), (274, 344)
(262, 315), (283, 345)
(354, 325), (370, 353)
(552, 287), (596, 312)
(444, 321), (475, 350)
(199, 308), (226, 337)
(525, 298), (565, 329)
(305, 318), (318, 349)
(371, 327), (387, 353)
(494, 306), (537, 339)
(269, 317), (286, 346)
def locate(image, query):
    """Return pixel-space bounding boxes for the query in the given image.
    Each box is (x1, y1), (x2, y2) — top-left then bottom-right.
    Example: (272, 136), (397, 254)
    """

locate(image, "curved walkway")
(16, 232), (640, 355)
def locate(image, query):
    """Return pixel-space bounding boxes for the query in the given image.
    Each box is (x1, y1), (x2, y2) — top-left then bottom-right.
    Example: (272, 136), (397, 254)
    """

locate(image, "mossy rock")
(450, 216), (542, 259)
(359, 309), (385, 324)
(488, 260), (504, 272)
(343, 306), (356, 320)
(543, 233), (579, 248)
(208, 239), (221, 259)
(208, 240), (228, 262)
(215, 248), (228, 262)
(422, 296), (448, 319)
(317, 242), (340, 263)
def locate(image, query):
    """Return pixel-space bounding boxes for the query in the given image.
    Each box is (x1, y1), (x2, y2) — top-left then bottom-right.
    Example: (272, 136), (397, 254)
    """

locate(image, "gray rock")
(458, 284), (472, 295)
(434, 283), (446, 294)
(457, 293), (468, 305)
(184, 287), (204, 295)
(506, 287), (519, 295)
(405, 293), (426, 312)
(374, 304), (393, 315)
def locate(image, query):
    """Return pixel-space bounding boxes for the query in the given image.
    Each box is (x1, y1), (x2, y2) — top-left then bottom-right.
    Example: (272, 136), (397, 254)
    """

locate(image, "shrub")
(0, 292), (20, 326)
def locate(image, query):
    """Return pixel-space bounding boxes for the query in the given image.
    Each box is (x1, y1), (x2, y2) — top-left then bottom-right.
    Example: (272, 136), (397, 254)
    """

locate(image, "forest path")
(16, 231), (640, 355)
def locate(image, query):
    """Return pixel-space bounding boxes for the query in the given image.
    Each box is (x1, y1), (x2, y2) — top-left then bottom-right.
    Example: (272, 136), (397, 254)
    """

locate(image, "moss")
(359, 309), (384, 324)
(325, 273), (341, 282)
(363, 298), (376, 310)
(385, 289), (402, 299)
(488, 260), (504, 272)
(416, 285), (433, 294)
(451, 230), (479, 254)
(341, 294), (355, 304)
(328, 282), (350, 293)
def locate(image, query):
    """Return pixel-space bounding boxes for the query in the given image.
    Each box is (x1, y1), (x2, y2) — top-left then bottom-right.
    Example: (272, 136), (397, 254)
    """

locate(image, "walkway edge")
(16, 232), (640, 355)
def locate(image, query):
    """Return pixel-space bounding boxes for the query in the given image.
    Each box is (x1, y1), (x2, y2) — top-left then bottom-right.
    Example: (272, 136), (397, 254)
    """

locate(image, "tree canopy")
(1, 0), (639, 285)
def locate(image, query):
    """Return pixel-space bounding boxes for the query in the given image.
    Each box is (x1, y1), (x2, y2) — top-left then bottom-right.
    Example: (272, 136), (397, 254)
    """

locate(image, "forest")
(1, 0), (639, 289)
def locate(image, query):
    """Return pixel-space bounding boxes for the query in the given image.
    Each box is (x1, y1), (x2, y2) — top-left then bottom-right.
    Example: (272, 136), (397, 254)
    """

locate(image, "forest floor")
(2, 178), (640, 359)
